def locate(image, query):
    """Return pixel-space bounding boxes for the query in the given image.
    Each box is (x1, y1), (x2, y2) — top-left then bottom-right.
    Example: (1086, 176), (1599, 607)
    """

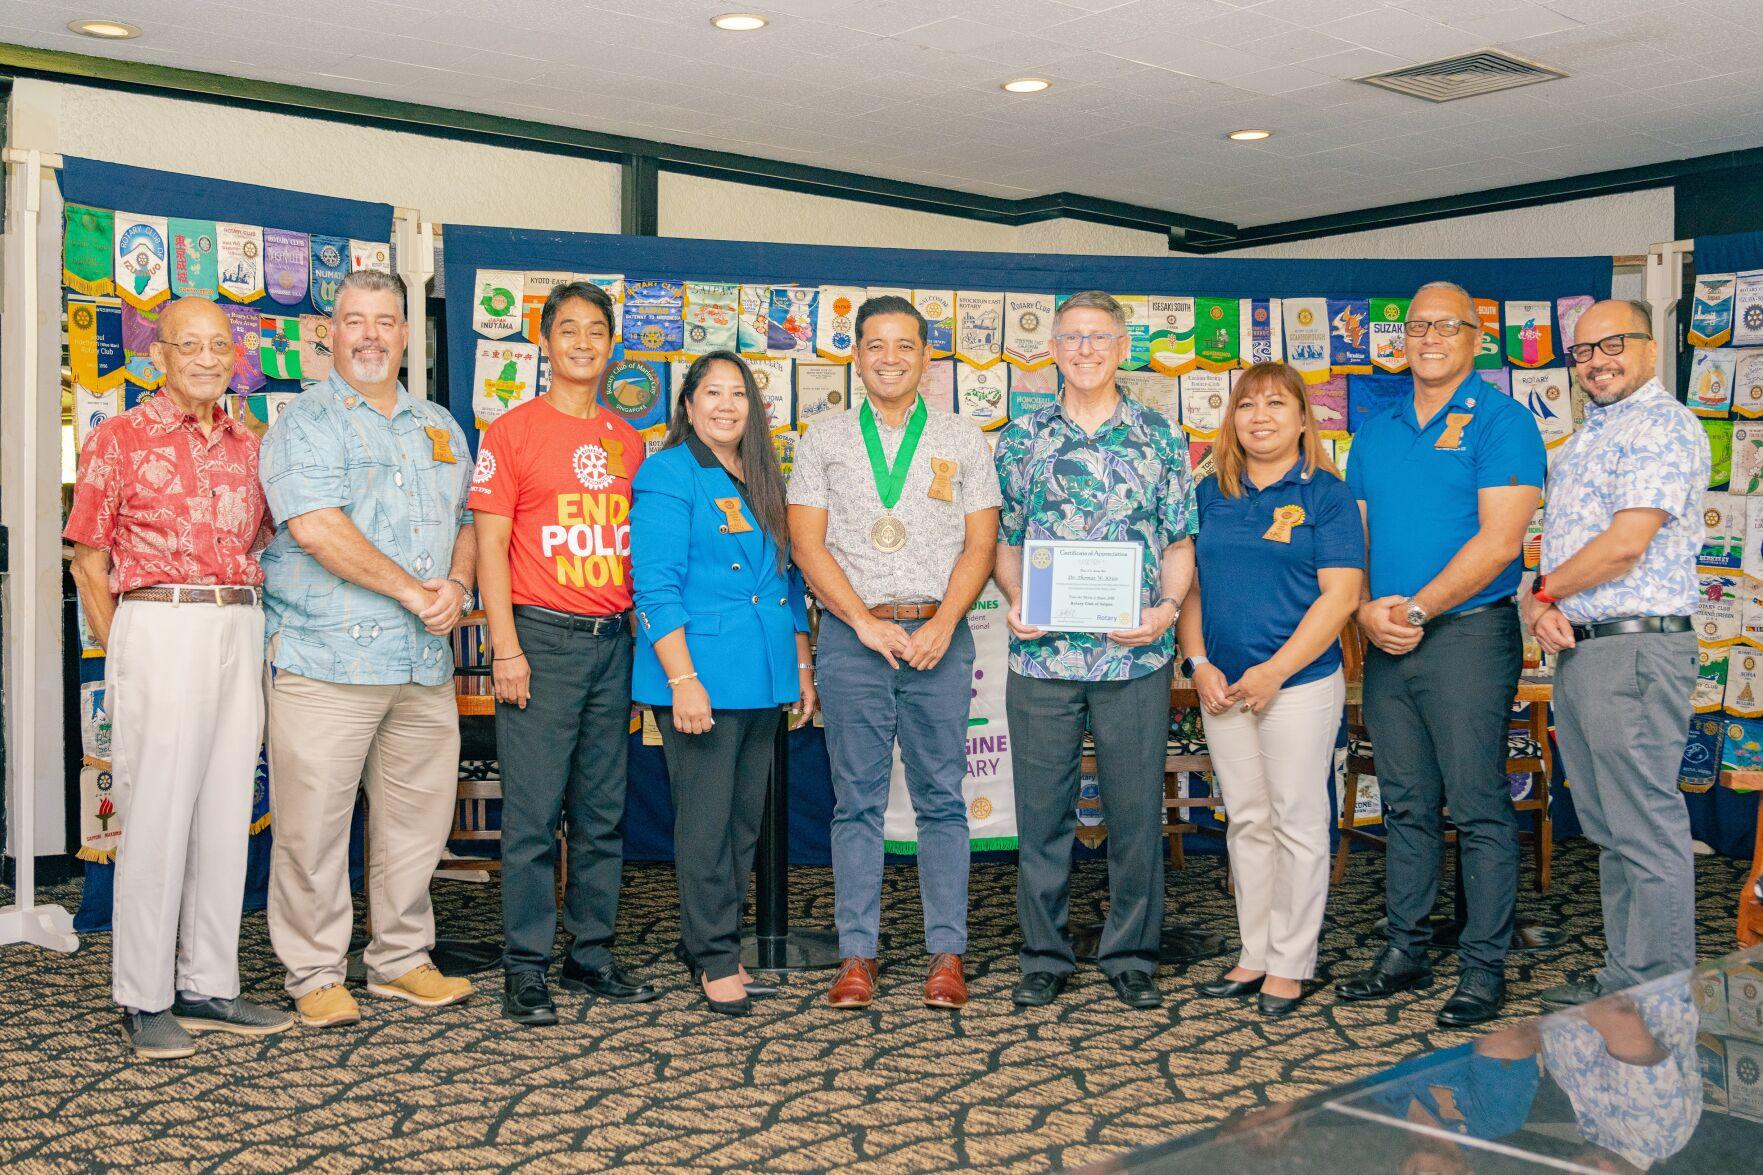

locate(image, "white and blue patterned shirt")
(1539, 379), (1708, 624)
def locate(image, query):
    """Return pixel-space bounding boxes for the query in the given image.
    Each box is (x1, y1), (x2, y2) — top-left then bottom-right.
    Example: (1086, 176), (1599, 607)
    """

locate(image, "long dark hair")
(664, 351), (790, 571)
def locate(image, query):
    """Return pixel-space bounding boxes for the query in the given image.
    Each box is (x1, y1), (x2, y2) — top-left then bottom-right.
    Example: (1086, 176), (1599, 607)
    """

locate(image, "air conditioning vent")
(1355, 49), (1567, 103)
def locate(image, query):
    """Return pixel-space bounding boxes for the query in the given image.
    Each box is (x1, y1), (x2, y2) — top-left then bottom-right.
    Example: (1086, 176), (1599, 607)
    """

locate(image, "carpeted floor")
(0, 842), (1748, 1173)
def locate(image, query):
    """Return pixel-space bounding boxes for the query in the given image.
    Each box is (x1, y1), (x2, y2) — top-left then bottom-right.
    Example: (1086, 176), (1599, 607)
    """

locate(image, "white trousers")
(1200, 670), (1343, 980)
(106, 597), (265, 1012)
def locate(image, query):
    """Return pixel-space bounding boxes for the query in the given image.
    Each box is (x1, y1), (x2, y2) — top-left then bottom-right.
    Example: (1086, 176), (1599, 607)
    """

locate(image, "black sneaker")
(503, 969), (558, 1026)
(120, 1009), (196, 1060)
(1537, 976), (1602, 1010)
(172, 995), (295, 1037)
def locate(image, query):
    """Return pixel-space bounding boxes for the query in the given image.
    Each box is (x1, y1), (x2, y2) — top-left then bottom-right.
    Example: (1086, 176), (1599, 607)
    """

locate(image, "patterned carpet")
(0, 842), (1748, 1173)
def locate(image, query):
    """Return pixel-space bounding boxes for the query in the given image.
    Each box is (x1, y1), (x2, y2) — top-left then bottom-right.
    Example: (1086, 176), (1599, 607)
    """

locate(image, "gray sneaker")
(171, 994), (295, 1037)
(120, 1009), (197, 1060)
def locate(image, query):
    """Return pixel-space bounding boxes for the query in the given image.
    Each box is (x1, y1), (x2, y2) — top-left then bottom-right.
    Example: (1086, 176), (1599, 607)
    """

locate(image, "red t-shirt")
(468, 397), (645, 615)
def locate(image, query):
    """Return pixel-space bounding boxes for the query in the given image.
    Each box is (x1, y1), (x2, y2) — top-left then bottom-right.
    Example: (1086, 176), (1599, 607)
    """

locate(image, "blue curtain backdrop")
(1678, 228), (1763, 857)
(60, 157), (394, 933)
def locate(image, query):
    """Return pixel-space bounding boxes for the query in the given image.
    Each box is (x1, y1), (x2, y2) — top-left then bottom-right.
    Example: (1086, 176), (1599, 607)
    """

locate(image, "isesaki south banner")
(883, 585), (1016, 851)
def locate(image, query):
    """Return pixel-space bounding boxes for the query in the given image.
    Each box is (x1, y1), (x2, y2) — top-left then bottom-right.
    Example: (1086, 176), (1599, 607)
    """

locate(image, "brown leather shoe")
(923, 952), (967, 1009)
(826, 957), (878, 1008)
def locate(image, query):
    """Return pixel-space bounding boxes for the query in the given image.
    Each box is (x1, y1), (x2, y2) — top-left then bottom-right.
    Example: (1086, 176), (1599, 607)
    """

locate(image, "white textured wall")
(1217, 189), (1674, 262)
(14, 79), (620, 232)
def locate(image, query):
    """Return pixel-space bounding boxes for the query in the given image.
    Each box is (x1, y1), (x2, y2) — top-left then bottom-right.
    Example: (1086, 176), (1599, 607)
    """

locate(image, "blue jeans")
(817, 612), (974, 958)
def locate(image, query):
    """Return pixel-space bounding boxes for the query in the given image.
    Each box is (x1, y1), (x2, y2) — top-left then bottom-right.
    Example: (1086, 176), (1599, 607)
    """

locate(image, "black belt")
(1428, 598), (1514, 626)
(513, 604), (629, 636)
(1569, 615), (1693, 642)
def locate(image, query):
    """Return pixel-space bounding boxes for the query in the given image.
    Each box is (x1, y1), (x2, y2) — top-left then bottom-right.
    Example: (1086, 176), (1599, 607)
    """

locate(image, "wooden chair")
(1332, 621), (1554, 892)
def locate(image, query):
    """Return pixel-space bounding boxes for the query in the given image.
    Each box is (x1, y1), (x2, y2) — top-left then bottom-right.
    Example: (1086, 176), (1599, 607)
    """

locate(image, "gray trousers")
(1363, 604), (1522, 974)
(1007, 662), (1173, 978)
(1552, 629), (1698, 992)
(497, 613), (632, 973)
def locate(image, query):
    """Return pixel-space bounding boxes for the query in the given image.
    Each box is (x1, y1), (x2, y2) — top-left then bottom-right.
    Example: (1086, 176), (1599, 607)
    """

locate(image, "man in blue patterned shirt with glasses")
(994, 290), (1196, 1011)
(1522, 299), (1707, 1010)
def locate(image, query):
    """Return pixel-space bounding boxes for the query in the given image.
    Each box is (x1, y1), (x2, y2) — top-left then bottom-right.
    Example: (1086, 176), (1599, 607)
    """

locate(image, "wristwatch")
(447, 576), (473, 618)
(1530, 573), (1559, 606)
(1181, 654), (1209, 677)
(1403, 599), (1429, 627)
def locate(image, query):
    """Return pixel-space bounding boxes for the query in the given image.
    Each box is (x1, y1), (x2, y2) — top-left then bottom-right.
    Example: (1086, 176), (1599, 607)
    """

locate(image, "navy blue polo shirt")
(1195, 460), (1364, 687)
(1345, 375), (1545, 613)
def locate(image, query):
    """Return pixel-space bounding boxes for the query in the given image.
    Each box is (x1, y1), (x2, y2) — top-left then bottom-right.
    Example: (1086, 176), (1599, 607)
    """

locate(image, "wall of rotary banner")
(441, 224), (1613, 858)
(56, 157), (396, 931)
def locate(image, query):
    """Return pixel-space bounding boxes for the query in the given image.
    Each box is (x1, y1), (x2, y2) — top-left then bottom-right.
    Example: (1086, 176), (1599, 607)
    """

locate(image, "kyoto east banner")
(883, 585), (1017, 852)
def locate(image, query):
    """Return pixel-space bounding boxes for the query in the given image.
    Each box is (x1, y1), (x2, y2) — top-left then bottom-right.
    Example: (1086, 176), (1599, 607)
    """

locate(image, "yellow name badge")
(714, 496), (753, 534)
(1435, 413), (1474, 450)
(928, 456), (958, 503)
(1263, 504), (1306, 543)
(600, 438), (628, 478)
(424, 426), (457, 463)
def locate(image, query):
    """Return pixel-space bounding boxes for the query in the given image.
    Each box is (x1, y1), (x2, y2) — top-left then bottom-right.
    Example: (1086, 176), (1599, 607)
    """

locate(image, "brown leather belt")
(122, 585), (260, 606)
(869, 602), (938, 621)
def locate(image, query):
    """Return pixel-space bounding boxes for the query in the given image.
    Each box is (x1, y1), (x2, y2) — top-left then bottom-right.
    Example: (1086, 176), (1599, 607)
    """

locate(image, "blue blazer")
(630, 442), (810, 709)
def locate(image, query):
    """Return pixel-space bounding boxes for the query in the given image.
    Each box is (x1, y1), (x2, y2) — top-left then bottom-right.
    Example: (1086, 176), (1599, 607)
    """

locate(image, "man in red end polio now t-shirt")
(469, 281), (660, 1026)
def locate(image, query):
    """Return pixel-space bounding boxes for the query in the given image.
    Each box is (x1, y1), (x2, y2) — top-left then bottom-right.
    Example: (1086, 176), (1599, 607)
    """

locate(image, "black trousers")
(1363, 604), (1522, 975)
(1006, 663), (1173, 978)
(497, 613), (632, 973)
(656, 706), (781, 981)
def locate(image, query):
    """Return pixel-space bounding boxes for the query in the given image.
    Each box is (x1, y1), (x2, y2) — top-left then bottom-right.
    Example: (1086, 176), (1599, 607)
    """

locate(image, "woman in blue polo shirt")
(1175, 362), (1364, 1017)
(631, 351), (816, 1016)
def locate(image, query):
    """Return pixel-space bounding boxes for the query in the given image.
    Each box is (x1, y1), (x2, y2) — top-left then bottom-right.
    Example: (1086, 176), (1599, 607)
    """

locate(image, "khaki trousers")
(107, 597), (264, 1012)
(266, 670), (459, 996)
(1200, 671), (1344, 981)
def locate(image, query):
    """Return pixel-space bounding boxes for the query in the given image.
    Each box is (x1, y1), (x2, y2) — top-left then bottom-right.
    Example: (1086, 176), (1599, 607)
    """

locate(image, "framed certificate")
(1020, 539), (1144, 632)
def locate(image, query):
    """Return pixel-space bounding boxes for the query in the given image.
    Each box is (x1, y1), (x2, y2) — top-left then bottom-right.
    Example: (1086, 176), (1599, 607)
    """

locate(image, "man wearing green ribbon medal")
(789, 295), (1000, 1011)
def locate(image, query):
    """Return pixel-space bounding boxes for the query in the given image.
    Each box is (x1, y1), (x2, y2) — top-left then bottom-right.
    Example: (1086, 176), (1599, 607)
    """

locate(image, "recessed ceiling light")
(1227, 129), (1272, 141)
(67, 18), (140, 39)
(711, 13), (768, 31)
(1002, 77), (1052, 94)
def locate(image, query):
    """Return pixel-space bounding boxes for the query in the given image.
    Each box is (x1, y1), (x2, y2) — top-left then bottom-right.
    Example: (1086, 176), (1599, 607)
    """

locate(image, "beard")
(349, 346), (393, 383)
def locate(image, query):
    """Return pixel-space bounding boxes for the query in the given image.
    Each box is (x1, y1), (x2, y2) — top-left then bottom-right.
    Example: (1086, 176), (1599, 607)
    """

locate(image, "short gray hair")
(1412, 280), (1477, 319)
(335, 268), (407, 317)
(1053, 289), (1126, 332)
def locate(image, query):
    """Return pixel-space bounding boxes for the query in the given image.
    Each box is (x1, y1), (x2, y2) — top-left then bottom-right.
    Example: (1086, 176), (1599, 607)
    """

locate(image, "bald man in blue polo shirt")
(1336, 281), (1545, 1028)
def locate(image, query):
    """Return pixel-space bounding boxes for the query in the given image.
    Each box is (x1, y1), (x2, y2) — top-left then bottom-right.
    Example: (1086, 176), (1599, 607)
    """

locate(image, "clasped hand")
(1192, 661), (1285, 716)
(1357, 595), (1423, 656)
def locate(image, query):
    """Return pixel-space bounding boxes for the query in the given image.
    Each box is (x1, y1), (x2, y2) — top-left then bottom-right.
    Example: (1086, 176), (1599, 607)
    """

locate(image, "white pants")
(1200, 670), (1343, 980)
(106, 597), (265, 1012)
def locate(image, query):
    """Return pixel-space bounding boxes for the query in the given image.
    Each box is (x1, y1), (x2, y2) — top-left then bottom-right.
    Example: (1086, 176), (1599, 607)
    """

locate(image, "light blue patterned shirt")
(260, 373), (473, 686)
(1540, 380), (1708, 624)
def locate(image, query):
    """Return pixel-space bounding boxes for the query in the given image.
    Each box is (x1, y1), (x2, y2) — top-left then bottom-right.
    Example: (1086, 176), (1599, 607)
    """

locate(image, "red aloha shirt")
(63, 394), (271, 594)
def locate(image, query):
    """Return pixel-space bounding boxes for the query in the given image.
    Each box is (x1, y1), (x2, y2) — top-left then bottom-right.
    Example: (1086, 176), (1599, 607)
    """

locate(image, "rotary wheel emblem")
(574, 443), (615, 490)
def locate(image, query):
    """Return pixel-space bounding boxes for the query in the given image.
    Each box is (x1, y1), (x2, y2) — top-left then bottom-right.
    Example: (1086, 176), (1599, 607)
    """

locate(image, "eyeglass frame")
(1401, 317), (1484, 338)
(157, 337), (237, 359)
(1563, 332), (1652, 365)
(1051, 330), (1126, 350)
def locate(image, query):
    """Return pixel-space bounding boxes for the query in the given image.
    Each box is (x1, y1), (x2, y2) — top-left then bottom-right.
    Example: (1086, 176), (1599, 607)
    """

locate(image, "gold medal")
(870, 515), (908, 552)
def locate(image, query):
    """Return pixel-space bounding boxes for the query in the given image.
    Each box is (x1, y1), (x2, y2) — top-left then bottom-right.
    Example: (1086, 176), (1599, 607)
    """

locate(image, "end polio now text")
(541, 493), (632, 589)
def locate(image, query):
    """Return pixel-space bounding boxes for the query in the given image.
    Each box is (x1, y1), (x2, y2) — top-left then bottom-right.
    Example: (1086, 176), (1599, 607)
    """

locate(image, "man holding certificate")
(789, 295), (999, 1011)
(994, 290), (1197, 1010)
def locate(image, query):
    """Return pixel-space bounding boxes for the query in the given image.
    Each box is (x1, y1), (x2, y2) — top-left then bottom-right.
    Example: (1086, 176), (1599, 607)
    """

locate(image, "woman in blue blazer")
(631, 350), (815, 1016)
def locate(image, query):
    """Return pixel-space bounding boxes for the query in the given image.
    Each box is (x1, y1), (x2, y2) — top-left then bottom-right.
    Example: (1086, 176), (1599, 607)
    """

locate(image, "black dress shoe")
(1536, 976), (1601, 1010)
(1336, 946), (1434, 1001)
(559, 959), (661, 1004)
(1258, 987), (1309, 1019)
(742, 975), (780, 998)
(502, 969), (558, 1026)
(1110, 970), (1163, 1009)
(1196, 974), (1265, 999)
(1437, 969), (1504, 1028)
(675, 944), (777, 998)
(697, 977), (751, 1017)
(1011, 971), (1067, 1007)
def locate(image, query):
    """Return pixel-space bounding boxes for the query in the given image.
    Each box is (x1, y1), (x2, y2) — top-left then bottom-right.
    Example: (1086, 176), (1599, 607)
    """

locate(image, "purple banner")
(264, 227), (310, 307)
(222, 301), (265, 392)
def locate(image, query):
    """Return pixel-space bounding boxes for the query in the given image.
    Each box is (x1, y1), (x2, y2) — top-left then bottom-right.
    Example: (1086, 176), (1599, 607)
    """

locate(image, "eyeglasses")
(1564, 332), (1652, 365)
(1402, 318), (1482, 338)
(160, 338), (236, 358)
(1052, 331), (1124, 350)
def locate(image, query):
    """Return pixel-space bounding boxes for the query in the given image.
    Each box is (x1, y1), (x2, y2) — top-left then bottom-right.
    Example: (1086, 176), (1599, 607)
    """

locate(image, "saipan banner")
(883, 584), (1017, 852)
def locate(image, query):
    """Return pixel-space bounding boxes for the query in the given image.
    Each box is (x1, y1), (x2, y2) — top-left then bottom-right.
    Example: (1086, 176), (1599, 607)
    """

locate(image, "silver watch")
(1404, 600), (1429, 627)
